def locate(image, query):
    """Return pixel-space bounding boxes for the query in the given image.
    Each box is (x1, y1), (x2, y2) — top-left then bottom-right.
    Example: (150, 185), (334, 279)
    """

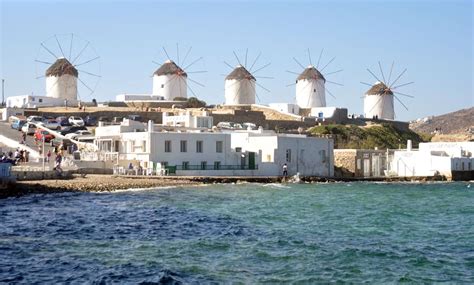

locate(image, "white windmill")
(287, 49), (343, 109)
(224, 50), (271, 105)
(35, 34), (101, 104)
(361, 61), (414, 120)
(152, 45), (206, 101)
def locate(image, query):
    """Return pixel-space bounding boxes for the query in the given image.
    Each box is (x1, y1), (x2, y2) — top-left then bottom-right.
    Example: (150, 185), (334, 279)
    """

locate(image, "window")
(196, 140), (203, 153)
(130, 140), (135, 152)
(214, 161), (221, 170)
(201, 161), (207, 170)
(216, 141), (223, 153)
(165, 140), (172, 152)
(313, 89), (316, 92)
(235, 147), (242, 153)
(142, 140), (147, 152)
(161, 84), (164, 88)
(182, 161), (189, 170)
(160, 161), (168, 168)
(286, 149), (292, 162)
(39, 99), (43, 103)
(180, 140), (187, 152)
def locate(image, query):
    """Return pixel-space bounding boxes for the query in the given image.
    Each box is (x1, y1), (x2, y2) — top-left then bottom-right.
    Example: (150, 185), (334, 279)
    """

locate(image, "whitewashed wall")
(152, 74), (187, 100)
(224, 79), (256, 105)
(268, 103), (300, 115)
(364, 94), (394, 120)
(46, 74), (77, 101)
(296, 79), (326, 108)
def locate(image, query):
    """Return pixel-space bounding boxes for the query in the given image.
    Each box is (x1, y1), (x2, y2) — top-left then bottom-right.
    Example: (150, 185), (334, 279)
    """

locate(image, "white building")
(268, 103), (300, 115)
(162, 111), (213, 129)
(152, 60), (187, 100)
(6, 95), (67, 109)
(364, 82), (394, 120)
(224, 65), (256, 105)
(94, 120), (334, 177)
(116, 94), (164, 102)
(389, 141), (474, 178)
(295, 65), (326, 108)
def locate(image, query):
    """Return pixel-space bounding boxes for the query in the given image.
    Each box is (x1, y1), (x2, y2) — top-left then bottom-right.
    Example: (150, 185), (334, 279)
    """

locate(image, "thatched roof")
(153, 60), (187, 77)
(366, 82), (393, 95)
(225, 65), (256, 81)
(45, 58), (78, 77)
(297, 66), (325, 82)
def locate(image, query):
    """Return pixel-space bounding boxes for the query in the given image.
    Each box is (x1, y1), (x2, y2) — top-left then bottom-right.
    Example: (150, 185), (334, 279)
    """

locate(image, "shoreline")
(1, 173), (455, 199)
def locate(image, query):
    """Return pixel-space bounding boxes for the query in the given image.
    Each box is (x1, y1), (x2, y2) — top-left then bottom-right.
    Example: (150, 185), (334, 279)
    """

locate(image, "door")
(363, 159), (371, 177)
(248, 152), (255, 170)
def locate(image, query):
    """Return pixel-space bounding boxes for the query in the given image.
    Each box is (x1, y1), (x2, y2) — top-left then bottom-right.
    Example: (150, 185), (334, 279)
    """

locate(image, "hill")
(309, 123), (427, 149)
(410, 107), (474, 136)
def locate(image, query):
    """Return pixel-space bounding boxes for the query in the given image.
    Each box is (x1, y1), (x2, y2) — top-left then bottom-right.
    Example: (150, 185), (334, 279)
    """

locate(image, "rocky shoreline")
(1, 175), (202, 199)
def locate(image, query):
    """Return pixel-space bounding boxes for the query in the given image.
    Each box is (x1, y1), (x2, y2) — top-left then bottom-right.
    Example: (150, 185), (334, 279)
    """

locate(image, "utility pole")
(1, 79), (4, 106)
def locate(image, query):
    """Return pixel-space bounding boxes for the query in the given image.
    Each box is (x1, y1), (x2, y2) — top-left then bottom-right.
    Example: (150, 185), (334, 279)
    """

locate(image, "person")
(54, 153), (63, 174)
(46, 150), (51, 162)
(282, 163), (288, 177)
(21, 132), (26, 144)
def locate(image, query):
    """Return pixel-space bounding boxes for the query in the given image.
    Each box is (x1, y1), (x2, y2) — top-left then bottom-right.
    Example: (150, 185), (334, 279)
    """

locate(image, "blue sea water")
(0, 182), (473, 283)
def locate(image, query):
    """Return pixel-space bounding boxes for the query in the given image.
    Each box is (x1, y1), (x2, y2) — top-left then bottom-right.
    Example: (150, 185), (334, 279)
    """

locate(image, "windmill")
(151, 44), (206, 101)
(361, 61), (414, 120)
(286, 48), (343, 108)
(35, 34), (101, 103)
(224, 49), (272, 105)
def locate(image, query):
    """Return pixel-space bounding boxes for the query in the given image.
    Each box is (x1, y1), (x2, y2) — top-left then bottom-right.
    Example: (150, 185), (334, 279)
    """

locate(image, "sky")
(0, 0), (472, 121)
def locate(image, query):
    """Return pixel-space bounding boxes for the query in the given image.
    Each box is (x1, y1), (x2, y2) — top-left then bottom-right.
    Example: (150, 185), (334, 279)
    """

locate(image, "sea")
(0, 182), (473, 283)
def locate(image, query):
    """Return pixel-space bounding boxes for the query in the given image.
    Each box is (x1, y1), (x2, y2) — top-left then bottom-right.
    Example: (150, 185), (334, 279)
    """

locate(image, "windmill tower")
(295, 66), (326, 108)
(35, 34), (101, 102)
(288, 49), (343, 109)
(225, 65), (256, 105)
(224, 50), (271, 105)
(45, 57), (78, 101)
(151, 45), (205, 101)
(362, 61), (414, 120)
(152, 60), (188, 100)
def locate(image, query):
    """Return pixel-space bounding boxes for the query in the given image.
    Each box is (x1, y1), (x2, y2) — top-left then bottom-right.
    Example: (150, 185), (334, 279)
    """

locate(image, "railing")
(175, 165), (258, 171)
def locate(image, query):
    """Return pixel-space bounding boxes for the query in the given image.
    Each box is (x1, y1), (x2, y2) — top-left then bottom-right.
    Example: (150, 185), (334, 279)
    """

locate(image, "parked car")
(69, 116), (85, 126)
(27, 116), (44, 123)
(38, 119), (61, 130)
(50, 137), (74, 148)
(21, 123), (37, 135)
(60, 126), (88, 136)
(84, 115), (97, 126)
(216, 122), (234, 130)
(56, 116), (72, 127)
(242, 122), (257, 130)
(11, 119), (27, 130)
(65, 130), (92, 140)
(34, 129), (55, 142)
(127, 114), (142, 122)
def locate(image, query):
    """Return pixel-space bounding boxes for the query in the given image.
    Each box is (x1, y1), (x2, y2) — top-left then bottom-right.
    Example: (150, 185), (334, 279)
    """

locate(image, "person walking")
(282, 163), (288, 177)
(46, 150), (51, 163)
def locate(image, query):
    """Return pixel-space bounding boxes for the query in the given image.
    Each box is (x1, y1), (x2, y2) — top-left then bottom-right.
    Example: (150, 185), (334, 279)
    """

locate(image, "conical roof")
(297, 66), (325, 82)
(225, 65), (256, 81)
(45, 58), (78, 77)
(366, 82), (393, 95)
(153, 60), (187, 77)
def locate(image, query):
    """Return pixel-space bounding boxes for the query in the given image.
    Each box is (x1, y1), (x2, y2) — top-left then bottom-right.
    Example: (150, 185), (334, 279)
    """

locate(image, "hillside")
(309, 124), (426, 149)
(410, 107), (474, 135)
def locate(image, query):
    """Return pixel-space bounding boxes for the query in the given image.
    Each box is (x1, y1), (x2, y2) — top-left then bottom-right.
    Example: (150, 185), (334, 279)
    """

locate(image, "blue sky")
(1, 0), (472, 121)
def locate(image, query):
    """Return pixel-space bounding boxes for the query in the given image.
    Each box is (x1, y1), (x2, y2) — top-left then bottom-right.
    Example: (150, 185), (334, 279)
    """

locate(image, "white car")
(27, 116), (44, 123)
(65, 130), (92, 140)
(38, 119), (61, 130)
(69, 116), (85, 126)
(21, 123), (37, 135)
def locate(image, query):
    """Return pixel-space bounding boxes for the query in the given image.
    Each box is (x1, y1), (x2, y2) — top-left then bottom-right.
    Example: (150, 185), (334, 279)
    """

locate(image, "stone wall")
(334, 150), (357, 177)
